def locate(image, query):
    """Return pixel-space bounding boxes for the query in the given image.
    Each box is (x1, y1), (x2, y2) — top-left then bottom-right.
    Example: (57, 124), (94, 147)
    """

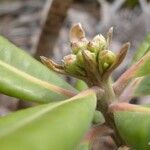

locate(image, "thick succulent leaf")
(127, 51), (150, 78)
(113, 52), (150, 96)
(74, 79), (88, 91)
(132, 34), (150, 64)
(119, 76), (150, 102)
(77, 142), (90, 150)
(0, 36), (76, 103)
(120, 74), (150, 101)
(112, 103), (150, 150)
(0, 90), (96, 150)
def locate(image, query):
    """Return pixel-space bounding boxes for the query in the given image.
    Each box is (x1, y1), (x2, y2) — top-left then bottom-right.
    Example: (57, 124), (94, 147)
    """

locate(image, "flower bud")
(83, 50), (96, 64)
(82, 50), (97, 76)
(63, 54), (85, 76)
(87, 34), (107, 53)
(71, 39), (88, 54)
(99, 50), (116, 70)
(76, 51), (84, 67)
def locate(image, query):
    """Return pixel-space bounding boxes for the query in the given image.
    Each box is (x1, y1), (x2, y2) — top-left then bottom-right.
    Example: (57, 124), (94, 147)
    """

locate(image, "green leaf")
(77, 142), (90, 150)
(132, 34), (150, 64)
(74, 79), (88, 91)
(92, 110), (105, 124)
(113, 103), (150, 150)
(0, 36), (76, 103)
(134, 75), (150, 96)
(113, 51), (150, 96)
(0, 90), (96, 150)
(118, 76), (150, 101)
(135, 51), (150, 77)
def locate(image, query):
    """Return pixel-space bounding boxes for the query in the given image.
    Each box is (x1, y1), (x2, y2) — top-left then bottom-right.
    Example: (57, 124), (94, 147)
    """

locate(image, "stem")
(96, 77), (125, 147)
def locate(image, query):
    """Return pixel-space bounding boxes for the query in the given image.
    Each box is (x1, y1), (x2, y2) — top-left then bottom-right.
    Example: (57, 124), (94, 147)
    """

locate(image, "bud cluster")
(41, 23), (129, 86)
(62, 28), (116, 79)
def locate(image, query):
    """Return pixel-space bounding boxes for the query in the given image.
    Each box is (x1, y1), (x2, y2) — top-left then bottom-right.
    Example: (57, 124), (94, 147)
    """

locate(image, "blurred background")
(0, 0), (149, 117)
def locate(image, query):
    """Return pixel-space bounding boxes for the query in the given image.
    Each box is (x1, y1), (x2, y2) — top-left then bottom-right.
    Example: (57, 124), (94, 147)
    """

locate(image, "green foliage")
(115, 107), (150, 150)
(92, 110), (105, 125)
(77, 142), (90, 150)
(135, 52), (150, 77)
(132, 34), (150, 64)
(74, 79), (88, 91)
(130, 35), (150, 97)
(135, 75), (150, 96)
(0, 36), (76, 103)
(0, 91), (96, 150)
(0, 23), (149, 150)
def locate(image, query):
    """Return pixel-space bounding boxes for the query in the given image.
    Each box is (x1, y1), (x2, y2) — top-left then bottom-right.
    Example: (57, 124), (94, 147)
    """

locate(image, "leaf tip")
(124, 42), (130, 50)
(106, 27), (114, 48)
(120, 42), (130, 55)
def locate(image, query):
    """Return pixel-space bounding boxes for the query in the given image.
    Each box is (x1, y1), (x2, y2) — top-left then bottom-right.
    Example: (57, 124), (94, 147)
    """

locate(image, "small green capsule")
(87, 34), (107, 53)
(99, 50), (116, 70)
(76, 51), (84, 67)
(71, 39), (88, 54)
(103, 62), (110, 70)
(63, 54), (85, 76)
